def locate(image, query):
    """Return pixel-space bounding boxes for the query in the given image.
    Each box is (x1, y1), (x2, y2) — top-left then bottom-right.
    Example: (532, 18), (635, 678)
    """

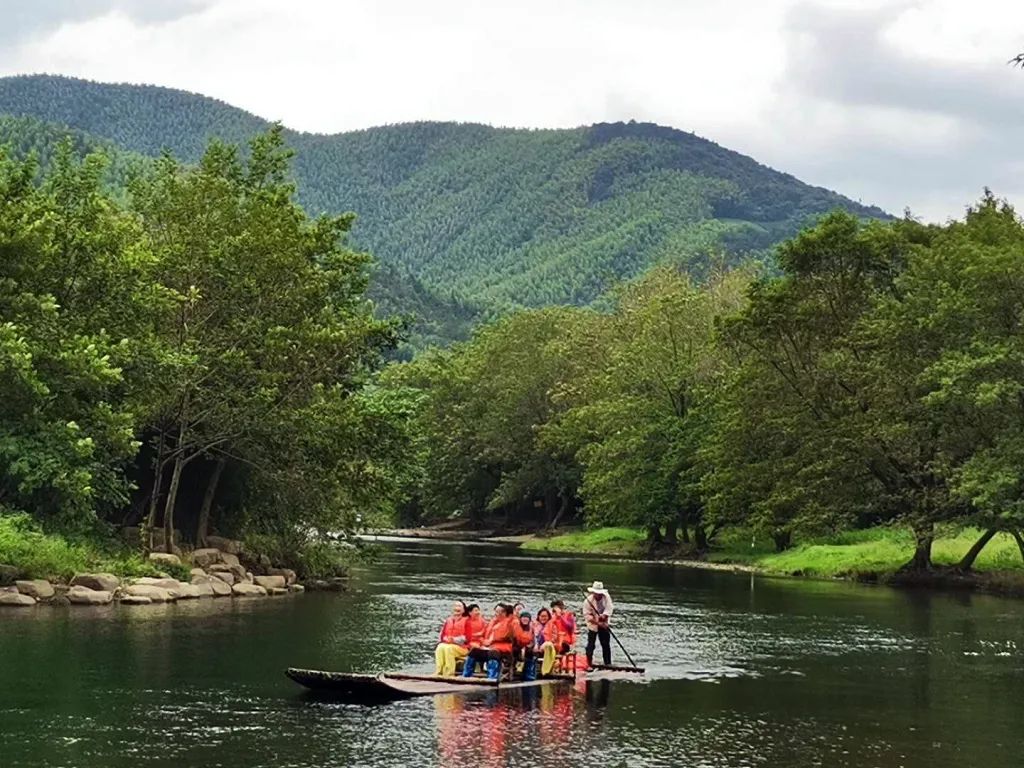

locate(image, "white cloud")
(2, 0), (1024, 220)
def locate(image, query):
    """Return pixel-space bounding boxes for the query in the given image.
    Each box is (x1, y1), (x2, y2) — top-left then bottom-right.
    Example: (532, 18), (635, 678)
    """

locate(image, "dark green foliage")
(0, 75), (890, 342)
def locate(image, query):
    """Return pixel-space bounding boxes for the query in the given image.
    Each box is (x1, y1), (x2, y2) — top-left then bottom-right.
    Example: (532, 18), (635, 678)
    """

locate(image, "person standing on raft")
(583, 581), (614, 667)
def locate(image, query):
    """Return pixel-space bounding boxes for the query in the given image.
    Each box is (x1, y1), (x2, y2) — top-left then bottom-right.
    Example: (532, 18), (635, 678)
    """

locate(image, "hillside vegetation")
(0, 74), (888, 324)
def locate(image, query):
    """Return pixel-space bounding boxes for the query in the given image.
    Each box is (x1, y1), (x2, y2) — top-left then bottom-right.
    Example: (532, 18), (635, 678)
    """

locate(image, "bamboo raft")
(286, 668), (578, 703)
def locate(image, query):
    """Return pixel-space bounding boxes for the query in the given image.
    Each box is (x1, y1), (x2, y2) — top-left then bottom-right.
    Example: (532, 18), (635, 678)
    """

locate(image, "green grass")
(521, 527), (647, 556)
(0, 513), (164, 581)
(523, 524), (1024, 579)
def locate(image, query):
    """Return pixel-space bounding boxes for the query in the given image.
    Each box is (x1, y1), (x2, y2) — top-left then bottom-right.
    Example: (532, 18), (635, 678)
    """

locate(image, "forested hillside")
(0, 74), (888, 319)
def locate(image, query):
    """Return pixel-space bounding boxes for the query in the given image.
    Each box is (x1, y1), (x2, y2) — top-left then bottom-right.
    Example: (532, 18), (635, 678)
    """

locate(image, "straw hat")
(587, 580), (610, 596)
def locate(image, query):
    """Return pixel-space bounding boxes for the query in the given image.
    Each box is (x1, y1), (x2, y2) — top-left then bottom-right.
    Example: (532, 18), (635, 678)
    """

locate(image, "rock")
(190, 568), (207, 578)
(232, 582), (267, 597)
(49, 595), (71, 607)
(245, 572), (254, 584)
(67, 586), (113, 605)
(210, 571), (235, 586)
(131, 577), (185, 597)
(14, 579), (55, 600)
(0, 564), (24, 586)
(149, 552), (181, 568)
(253, 574), (286, 590)
(288, 584), (305, 594)
(71, 573), (120, 592)
(268, 586), (289, 596)
(205, 536), (243, 555)
(192, 548), (223, 568)
(0, 592), (36, 606)
(268, 568), (297, 586)
(191, 582), (214, 598)
(124, 584), (176, 602)
(119, 595), (153, 605)
(209, 579), (232, 597)
(175, 583), (202, 600)
(220, 552), (241, 569)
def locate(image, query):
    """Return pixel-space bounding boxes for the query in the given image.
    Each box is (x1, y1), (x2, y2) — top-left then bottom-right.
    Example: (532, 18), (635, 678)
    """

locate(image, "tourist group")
(434, 581), (615, 681)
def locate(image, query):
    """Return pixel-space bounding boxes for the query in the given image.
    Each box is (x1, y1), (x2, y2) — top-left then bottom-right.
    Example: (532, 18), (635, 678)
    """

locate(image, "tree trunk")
(694, 525), (709, 553)
(145, 431), (166, 552)
(645, 524), (663, 546)
(664, 519), (679, 545)
(680, 524), (690, 544)
(1012, 530), (1024, 562)
(957, 528), (998, 572)
(901, 526), (934, 572)
(548, 492), (569, 529)
(196, 457), (226, 547)
(771, 530), (792, 552)
(162, 454), (185, 554)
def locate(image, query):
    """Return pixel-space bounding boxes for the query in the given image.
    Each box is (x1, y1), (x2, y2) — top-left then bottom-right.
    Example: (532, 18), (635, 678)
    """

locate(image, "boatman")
(583, 580), (613, 668)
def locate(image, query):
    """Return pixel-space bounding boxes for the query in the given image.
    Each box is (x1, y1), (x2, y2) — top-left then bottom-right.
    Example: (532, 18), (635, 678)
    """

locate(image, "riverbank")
(518, 525), (1024, 596)
(0, 514), (346, 608)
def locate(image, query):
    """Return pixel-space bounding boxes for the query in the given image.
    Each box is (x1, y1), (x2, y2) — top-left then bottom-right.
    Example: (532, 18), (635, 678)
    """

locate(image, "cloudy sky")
(1, 0), (1022, 220)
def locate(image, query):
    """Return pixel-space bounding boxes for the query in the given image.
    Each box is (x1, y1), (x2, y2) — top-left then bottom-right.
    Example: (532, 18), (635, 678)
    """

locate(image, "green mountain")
(0, 74), (888, 337)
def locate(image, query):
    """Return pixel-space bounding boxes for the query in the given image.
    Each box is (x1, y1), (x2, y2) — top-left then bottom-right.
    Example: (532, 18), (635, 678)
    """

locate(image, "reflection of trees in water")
(433, 681), (614, 765)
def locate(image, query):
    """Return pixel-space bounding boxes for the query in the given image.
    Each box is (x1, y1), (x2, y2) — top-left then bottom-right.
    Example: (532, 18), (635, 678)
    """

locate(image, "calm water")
(1, 538), (1022, 767)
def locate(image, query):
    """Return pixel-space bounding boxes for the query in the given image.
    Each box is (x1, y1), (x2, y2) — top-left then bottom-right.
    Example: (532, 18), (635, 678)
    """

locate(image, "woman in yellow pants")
(434, 600), (469, 676)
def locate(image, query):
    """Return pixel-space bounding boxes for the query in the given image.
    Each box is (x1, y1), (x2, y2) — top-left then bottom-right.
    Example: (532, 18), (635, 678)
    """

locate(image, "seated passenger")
(462, 603), (514, 680)
(550, 599), (577, 655)
(434, 600), (468, 676)
(533, 607), (559, 676)
(464, 603), (486, 649)
(512, 611), (536, 680)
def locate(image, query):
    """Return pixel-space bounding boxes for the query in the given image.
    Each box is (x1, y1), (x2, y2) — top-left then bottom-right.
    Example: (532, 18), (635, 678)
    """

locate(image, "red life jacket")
(554, 612), (577, 648)
(512, 622), (534, 649)
(438, 615), (466, 645)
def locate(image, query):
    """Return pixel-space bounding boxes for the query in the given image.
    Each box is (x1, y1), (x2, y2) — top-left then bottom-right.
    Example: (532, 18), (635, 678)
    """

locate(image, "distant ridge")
(0, 73), (890, 344)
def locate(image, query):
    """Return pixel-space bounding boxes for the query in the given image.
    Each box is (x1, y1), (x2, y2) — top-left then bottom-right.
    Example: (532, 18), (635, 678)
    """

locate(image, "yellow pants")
(434, 643), (469, 676)
(539, 642), (557, 676)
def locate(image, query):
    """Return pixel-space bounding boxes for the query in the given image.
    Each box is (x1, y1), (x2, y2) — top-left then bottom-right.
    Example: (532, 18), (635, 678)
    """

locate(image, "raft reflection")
(435, 680), (611, 767)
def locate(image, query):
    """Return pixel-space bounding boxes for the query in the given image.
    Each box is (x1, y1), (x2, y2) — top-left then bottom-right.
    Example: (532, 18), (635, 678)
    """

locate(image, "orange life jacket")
(538, 619), (558, 645)
(438, 615), (466, 645)
(465, 615), (487, 648)
(482, 616), (514, 653)
(512, 622), (534, 649)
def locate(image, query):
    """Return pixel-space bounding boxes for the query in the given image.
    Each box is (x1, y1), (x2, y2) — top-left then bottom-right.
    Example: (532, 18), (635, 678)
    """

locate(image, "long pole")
(582, 591), (638, 669)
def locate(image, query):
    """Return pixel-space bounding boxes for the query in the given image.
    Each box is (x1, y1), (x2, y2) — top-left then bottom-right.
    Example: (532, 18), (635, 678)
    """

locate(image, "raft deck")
(286, 668), (576, 703)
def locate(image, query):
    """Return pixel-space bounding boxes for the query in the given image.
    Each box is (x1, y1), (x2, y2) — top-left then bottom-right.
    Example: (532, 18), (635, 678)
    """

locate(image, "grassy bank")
(522, 525), (1024, 583)
(0, 514), (167, 582)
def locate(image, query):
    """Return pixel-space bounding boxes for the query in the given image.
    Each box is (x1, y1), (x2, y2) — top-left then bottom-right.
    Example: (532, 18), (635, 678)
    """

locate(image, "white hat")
(587, 580), (609, 596)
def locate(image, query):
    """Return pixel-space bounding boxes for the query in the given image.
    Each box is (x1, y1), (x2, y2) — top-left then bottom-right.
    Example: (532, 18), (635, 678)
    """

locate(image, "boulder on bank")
(220, 552), (241, 569)
(209, 562), (247, 581)
(204, 536), (243, 555)
(232, 582), (267, 597)
(176, 583), (202, 599)
(253, 575), (286, 591)
(15, 579), (55, 600)
(288, 584), (305, 594)
(71, 573), (120, 592)
(124, 584), (176, 602)
(190, 568), (206, 579)
(149, 552), (182, 568)
(0, 592), (36, 606)
(210, 571), (235, 586)
(67, 586), (113, 605)
(0, 564), (24, 586)
(267, 586), (288, 596)
(268, 568), (297, 586)
(192, 548), (223, 568)
(120, 594), (153, 605)
(189, 573), (233, 597)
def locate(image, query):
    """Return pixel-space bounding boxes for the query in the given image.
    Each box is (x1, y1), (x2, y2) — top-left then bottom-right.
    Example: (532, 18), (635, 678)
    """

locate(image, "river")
(1, 538), (1021, 767)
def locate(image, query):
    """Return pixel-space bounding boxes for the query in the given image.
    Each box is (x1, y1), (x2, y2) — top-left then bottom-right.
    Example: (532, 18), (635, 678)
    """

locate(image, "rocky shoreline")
(0, 540), (349, 609)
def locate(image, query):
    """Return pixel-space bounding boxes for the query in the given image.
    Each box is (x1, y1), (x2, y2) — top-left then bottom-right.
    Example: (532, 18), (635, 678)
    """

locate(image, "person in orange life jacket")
(463, 604), (486, 649)
(434, 600), (468, 676)
(463, 603), (514, 680)
(549, 599), (577, 653)
(512, 611), (537, 680)
(583, 580), (613, 666)
(512, 601), (525, 620)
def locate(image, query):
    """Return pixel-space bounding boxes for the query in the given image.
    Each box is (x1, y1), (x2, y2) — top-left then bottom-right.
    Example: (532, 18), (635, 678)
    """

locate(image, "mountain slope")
(0, 74), (889, 315)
